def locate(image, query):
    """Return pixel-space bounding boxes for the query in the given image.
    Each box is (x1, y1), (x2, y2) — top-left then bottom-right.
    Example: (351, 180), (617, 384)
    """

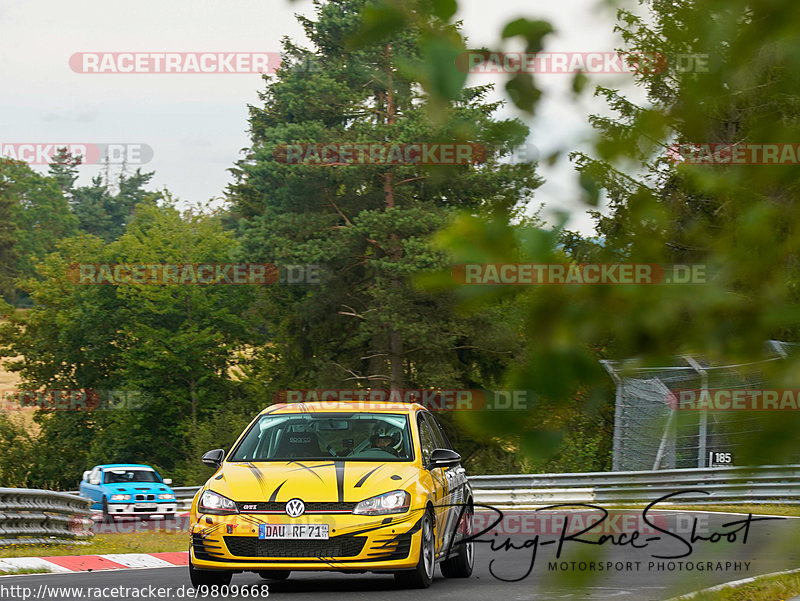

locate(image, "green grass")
(0, 568), (52, 575)
(686, 571), (800, 601)
(0, 532), (187, 558)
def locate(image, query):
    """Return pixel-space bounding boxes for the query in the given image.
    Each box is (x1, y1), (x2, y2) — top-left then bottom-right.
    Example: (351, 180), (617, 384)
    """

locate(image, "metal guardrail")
(0, 488), (93, 546)
(173, 486), (200, 511)
(470, 464), (800, 508)
(63, 464), (800, 516)
(63, 487), (199, 512)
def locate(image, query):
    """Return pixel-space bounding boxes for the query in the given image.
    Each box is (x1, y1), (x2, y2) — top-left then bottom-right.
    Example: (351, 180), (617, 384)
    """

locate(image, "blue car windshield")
(229, 412), (413, 462)
(103, 469), (160, 484)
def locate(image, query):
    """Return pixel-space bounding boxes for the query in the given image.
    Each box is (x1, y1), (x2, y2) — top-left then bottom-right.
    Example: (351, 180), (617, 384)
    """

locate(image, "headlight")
(110, 494), (131, 501)
(158, 494), (175, 500)
(198, 490), (238, 515)
(353, 491), (410, 516)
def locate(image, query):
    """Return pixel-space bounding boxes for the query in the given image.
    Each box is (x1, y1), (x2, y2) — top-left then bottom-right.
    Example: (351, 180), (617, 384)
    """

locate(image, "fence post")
(602, 360), (624, 472)
(683, 355), (708, 468)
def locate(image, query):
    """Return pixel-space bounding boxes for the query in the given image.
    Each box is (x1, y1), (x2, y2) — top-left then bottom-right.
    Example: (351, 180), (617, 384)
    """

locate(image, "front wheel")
(189, 560), (233, 588)
(394, 511), (435, 589)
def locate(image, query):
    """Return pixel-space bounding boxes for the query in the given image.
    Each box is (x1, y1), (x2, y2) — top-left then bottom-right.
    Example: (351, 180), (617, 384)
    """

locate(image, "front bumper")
(106, 502), (177, 517)
(190, 509), (424, 571)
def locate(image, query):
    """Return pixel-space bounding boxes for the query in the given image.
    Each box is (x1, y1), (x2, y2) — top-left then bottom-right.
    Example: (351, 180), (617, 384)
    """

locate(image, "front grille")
(236, 501), (356, 513)
(135, 494), (155, 501)
(224, 535), (366, 558)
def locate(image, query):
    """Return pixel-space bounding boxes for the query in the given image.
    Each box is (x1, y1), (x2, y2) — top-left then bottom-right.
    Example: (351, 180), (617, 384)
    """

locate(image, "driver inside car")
(368, 423), (402, 457)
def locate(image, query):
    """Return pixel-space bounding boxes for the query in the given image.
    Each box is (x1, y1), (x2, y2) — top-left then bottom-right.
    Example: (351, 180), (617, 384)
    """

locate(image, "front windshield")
(228, 412), (413, 462)
(103, 469), (160, 484)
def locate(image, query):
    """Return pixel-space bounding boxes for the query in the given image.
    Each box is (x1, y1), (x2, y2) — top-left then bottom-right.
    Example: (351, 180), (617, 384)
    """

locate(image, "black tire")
(394, 511), (435, 589)
(101, 497), (112, 522)
(257, 570), (291, 581)
(189, 560), (233, 588)
(440, 504), (474, 578)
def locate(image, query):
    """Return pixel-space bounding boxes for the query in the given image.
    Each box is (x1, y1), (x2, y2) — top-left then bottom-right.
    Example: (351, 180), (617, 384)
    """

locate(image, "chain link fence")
(602, 341), (798, 471)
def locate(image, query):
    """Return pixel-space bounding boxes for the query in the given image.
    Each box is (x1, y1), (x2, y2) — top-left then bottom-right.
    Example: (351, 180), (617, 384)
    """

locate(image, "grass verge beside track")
(0, 532), (186, 559)
(680, 572), (800, 600)
(0, 568), (52, 576)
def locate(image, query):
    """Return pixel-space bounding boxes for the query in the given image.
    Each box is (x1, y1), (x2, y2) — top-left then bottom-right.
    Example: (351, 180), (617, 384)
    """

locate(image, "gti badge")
(285, 498), (305, 518)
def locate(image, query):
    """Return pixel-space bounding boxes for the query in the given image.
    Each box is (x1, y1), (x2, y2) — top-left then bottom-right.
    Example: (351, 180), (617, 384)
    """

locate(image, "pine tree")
(229, 0), (540, 392)
(47, 147), (82, 196)
(71, 170), (161, 242)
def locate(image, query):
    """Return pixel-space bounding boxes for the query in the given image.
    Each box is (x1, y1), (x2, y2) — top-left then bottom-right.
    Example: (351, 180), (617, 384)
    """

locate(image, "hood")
(106, 482), (172, 494)
(209, 460), (418, 503)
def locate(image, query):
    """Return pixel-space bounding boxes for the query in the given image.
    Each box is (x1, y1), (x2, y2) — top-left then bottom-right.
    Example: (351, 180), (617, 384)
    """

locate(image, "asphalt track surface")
(4, 510), (799, 601)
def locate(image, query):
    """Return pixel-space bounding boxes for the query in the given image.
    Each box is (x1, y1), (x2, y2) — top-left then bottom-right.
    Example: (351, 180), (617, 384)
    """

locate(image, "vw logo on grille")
(285, 498), (305, 518)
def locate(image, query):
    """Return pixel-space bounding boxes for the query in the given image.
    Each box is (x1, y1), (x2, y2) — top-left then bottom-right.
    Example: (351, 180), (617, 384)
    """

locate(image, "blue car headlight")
(158, 493), (175, 500)
(110, 494), (131, 501)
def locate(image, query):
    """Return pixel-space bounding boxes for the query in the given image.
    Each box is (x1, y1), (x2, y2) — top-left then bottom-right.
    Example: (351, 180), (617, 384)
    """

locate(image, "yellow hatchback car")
(188, 401), (474, 589)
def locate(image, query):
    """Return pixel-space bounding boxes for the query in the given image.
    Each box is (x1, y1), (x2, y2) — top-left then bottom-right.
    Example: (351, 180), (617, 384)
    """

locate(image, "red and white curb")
(0, 552), (188, 574)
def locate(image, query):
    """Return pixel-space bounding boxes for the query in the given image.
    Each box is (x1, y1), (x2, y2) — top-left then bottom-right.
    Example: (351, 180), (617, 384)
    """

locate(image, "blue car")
(79, 464), (177, 520)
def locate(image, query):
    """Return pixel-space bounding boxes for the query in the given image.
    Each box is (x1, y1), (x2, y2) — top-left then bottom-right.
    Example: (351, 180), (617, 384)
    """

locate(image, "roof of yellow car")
(262, 400), (426, 414)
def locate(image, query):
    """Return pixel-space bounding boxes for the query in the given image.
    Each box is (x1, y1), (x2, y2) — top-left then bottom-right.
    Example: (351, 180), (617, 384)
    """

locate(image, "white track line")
(664, 567), (800, 600)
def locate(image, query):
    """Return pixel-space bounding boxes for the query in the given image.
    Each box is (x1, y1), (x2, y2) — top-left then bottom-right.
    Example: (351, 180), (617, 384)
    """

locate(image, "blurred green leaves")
(423, 0), (457, 21)
(351, 1), (409, 47)
(501, 18), (553, 53)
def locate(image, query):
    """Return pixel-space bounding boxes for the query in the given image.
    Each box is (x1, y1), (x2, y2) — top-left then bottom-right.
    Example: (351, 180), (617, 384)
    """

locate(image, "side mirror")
(162, 478), (173, 486)
(82, 470), (90, 482)
(201, 449), (225, 468)
(428, 448), (461, 470)
(89, 475), (101, 485)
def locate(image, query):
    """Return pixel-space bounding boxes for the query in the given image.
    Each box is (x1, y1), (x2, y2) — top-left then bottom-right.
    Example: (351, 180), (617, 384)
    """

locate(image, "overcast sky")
(0, 0), (645, 234)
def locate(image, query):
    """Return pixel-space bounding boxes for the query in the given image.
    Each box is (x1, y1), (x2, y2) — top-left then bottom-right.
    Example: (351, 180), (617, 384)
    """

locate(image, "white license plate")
(135, 504), (157, 510)
(258, 524), (329, 540)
